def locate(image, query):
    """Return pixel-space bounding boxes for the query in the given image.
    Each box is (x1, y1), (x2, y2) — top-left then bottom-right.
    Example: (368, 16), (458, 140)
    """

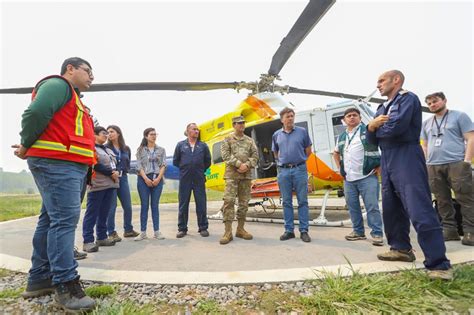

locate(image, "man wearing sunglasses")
(12, 57), (96, 312)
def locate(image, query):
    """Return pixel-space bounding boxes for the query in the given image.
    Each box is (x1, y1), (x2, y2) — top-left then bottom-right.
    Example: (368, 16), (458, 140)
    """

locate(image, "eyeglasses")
(78, 66), (93, 77)
(236, 122), (245, 125)
(148, 133), (157, 136)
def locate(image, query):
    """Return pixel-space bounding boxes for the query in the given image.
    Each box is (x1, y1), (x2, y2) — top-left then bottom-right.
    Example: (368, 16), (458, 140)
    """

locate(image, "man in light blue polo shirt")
(272, 107), (312, 242)
(421, 92), (474, 246)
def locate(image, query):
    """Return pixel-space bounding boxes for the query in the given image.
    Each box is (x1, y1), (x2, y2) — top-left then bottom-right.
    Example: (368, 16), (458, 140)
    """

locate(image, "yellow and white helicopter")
(1, 0), (419, 226)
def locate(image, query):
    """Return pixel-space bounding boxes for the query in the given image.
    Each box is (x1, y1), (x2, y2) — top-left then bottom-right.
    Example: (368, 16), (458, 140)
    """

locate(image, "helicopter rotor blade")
(87, 82), (241, 92)
(0, 82), (243, 94)
(267, 0), (335, 76)
(288, 86), (432, 113)
(0, 87), (33, 94)
(288, 86), (385, 103)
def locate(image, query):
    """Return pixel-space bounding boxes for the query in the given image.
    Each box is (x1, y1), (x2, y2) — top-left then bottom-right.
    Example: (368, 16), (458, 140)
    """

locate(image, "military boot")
(219, 221), (233, 245)
(235, 218), (253, 240)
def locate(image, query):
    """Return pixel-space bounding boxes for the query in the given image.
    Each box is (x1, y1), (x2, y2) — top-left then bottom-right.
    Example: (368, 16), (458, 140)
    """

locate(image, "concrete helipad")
(0, 200), (472, 284)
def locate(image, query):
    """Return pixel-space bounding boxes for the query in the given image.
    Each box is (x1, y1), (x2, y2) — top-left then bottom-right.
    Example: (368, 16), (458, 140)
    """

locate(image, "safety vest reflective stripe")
(75, 109), (84, 136)
(31, 140), (93, 157)
(365, 151), (380, 157)
(31, 140), (67, 152)
(69, 145), (94, 157)
(74, 94), (84, 136)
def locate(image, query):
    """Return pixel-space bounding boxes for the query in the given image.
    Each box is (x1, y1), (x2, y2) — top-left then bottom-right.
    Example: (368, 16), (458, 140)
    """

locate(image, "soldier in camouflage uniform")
(220, 116), (259, 245)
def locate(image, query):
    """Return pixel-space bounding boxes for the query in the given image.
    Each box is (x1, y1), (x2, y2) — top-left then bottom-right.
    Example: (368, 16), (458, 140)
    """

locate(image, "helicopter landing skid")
(207, 189), (367, 228)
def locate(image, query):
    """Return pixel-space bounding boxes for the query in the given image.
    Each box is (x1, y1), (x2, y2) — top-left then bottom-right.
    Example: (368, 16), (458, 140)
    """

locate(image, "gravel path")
(0, 270), (321, 314)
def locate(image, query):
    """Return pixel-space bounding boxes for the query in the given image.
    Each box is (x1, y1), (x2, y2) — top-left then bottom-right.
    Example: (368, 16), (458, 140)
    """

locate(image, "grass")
(0, 188), (334, 222)
(0, 194), (42, 222)
(130, 189), (223, 205)
(85, 285), (116, 298)
(257, 264), (474, 314)
(0, 287), (24, 299)
(91, 299), (158, 315)
(74, 264), (474, 313)
(194, 299), (222, 314)
(0, 190), (224, 222)
(0, 264), (472, 313)
(0, 269), (12, 278)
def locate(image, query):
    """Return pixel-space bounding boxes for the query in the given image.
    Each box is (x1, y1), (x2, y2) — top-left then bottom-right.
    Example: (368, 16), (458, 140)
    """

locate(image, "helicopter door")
(294, 112), (314, 151)
(325, 107), (347, 169)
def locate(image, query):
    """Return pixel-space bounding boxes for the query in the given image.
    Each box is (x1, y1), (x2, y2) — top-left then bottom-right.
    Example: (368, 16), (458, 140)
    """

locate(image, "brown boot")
(235, 218), (253, 240)
(219, 221), (233, 245)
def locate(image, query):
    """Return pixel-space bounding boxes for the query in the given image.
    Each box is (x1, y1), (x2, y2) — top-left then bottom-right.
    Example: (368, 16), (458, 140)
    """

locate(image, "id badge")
(434, 138), (442, 147)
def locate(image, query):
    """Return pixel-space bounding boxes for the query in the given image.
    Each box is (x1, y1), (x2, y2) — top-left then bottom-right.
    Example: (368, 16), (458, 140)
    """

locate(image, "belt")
(279, 162), (305, 168)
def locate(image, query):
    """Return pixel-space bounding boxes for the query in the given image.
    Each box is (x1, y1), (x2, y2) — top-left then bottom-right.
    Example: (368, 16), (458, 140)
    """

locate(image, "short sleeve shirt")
(421, 110), (473, 165)
(272, 126), (312, 165)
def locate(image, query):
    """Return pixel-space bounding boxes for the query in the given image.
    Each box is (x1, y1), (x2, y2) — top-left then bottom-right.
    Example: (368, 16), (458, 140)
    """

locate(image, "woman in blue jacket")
(106, 125), (139, 241)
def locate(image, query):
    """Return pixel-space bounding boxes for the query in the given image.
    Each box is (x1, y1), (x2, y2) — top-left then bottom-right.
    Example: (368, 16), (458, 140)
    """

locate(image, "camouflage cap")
(232, 116), (246, 124)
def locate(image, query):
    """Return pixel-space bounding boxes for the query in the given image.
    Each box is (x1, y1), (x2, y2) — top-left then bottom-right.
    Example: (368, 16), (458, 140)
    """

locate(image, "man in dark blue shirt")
(272, 107), (312, 243)
(173, 123), (212, 238)
(367, 70), (452, 280)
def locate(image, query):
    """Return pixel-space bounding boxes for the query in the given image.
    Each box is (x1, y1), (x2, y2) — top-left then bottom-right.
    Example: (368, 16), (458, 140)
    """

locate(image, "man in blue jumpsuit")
(367, 70), (452, 280)
(173, 123), (212, 238)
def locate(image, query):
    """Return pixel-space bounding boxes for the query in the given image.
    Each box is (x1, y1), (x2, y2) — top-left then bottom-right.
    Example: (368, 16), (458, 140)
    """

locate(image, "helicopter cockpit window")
(212, 141), (223, 164)
(332, 113), (346, 144)
(295, 121), (308, 130)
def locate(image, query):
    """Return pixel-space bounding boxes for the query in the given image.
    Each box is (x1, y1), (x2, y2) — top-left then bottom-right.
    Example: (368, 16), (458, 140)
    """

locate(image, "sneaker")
(134, 232), (147, 241)
(199, 230), (210, 237)
(96, 238), (116, 247)
(154, 231), (165, 240)
(461, 232), (474, 246)
(345, 231), (367, 241)
(123, 230), (140, 238)
(300, 232), (311, 242)
(108, 231), (122, 242)
(22, 278), (55, 298)
(280, 231), (295, 241)
(73, 247), (87, 260)
(372, 235), (384, 246)
(54, 277), (96, 312)
(377, 249), (416, 262)
(83, 242), (99, 253)
(443, 229), (461, 241)
(427, 269), (453, 281)
(176, 231), (187, 238)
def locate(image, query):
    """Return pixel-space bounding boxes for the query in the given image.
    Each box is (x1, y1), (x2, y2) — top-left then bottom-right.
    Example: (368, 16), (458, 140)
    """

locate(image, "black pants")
(178, 178), (208, 232)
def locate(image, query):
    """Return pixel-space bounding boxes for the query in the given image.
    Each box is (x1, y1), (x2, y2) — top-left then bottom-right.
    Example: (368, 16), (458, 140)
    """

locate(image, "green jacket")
(221, 132), (258, 179)
(337, 123), (380, 178)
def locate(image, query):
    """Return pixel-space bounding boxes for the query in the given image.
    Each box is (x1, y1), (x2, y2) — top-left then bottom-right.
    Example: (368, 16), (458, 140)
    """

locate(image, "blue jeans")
(27, 158), (87, 285)
(277, 164), (309, 232)
(137, 174), (163, 231)
(344, 174), (383, 237)
(107, 174), (134, 234)
(83, 188), (115, 243)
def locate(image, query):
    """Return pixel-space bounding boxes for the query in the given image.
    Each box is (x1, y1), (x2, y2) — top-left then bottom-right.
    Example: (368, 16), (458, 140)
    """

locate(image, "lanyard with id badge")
(344, 125), (361, 152)
(431, 110), (449, 147)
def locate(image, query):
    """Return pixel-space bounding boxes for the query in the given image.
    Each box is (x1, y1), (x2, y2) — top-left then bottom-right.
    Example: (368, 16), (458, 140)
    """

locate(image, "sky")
(1, 0), (472, 172)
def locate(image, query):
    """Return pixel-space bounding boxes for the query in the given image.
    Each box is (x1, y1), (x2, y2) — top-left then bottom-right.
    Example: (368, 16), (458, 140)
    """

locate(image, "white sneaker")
(134, 232), (147, 241)
(153, 230), (165, 240)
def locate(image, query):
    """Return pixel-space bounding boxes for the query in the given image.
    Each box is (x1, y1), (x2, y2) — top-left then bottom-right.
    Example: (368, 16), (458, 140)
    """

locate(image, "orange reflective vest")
(25, 75), (95, 166)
